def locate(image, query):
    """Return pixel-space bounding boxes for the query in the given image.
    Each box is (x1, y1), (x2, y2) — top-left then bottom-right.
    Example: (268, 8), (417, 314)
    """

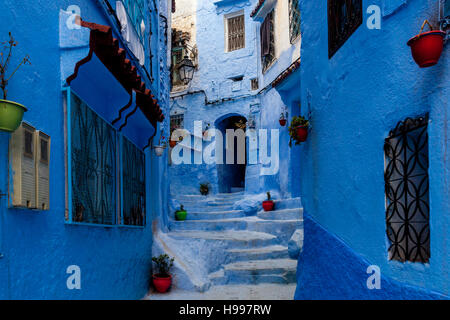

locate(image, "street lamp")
(178, 55), (195, 85)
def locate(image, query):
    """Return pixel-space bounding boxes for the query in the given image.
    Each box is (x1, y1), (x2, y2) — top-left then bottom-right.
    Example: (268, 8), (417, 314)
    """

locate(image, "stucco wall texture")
(295, 0), (449, 298)
(0, 0), (170, 299)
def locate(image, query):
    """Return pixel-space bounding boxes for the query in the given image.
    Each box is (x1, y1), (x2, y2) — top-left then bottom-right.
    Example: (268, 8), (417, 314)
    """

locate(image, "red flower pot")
(153, 274), (172, 293)
(407, 30), (446, 68)
(296, 126), (308, 142)
(169, 140), (177, 148)
(279, 119), (287, 126)
(262, 200), (274, 211)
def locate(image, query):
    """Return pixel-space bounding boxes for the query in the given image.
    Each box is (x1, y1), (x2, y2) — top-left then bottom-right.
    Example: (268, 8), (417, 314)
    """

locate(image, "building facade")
(295, 0), (449, 299)
(0, 0), (171, 299)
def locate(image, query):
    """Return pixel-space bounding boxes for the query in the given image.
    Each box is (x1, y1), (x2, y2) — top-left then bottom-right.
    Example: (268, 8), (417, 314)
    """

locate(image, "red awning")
(67, 19), (164, 125)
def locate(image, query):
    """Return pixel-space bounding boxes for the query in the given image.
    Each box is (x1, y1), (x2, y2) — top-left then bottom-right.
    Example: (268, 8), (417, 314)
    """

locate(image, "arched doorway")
(215, 115), (247, 193)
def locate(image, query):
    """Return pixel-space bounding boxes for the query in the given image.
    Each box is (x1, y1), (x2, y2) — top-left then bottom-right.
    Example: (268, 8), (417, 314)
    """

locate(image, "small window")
(261, 10), (275, 72)
(170, 114), (184, 133)
(289, 0), (301, 43)
(328, 0), (362, 58)
(226, 12), (245, 52)
(384, 115), (430, 263)
(251, 78), (259, 90)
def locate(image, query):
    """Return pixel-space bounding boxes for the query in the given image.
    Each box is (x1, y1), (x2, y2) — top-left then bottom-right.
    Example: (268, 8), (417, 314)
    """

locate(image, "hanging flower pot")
(279, 112), (287, 127)
(407, 20), (446, 68)
(289, 116), (310, 147)
(154, 145), (166, 157)
(296, 126), (308, 142)
(0, 100), (27, 132)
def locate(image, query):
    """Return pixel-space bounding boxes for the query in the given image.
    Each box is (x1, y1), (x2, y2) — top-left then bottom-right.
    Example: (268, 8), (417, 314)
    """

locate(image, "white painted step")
(226, 245), (289, 262)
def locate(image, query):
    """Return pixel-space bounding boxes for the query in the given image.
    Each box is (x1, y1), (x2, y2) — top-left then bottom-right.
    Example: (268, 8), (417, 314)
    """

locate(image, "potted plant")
(175, 205), (187, 221)
(289, 115), (310, 147)
(262, 192), (274, 211)
(151, 254), (174, 293)
(0, 32), (30, 132)
(407, 20), (446, 68)
(279, 112), (287, 126)
(200, 182), (210, 196)
(153, 132), (167, 157)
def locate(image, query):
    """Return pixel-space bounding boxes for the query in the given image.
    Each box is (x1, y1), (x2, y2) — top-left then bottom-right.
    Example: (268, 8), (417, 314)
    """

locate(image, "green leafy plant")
(288, 115), (310, 147)
(152, 254), (174, 277)
(200, 182), (210, 195)
(266, 192), (271, 201)
(0, 32), (31, 100)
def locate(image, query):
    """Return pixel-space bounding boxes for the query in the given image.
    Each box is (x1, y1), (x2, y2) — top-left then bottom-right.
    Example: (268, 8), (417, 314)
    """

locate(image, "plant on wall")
(288, 116), (310, 147)
(0, 32), (30, 132)
(151, 254), (175, 293)
(200, 182), (210, 196)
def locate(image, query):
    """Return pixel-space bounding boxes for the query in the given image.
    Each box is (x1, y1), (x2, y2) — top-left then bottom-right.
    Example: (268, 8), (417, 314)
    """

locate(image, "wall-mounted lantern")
(178, 55), (195, 85)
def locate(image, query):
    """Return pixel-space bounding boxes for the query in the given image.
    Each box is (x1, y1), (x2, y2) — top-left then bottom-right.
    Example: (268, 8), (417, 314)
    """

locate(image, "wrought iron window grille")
(261, 10), (276, 73)
(66, 89), (146, 227)
(384, 115), (430, 263)
(226, 14), (245, 52)
(289, 0), (301, 43)
(328, 0), (363, 58)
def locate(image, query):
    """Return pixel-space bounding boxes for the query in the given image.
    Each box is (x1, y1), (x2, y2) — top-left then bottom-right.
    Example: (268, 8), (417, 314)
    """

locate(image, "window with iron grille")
(69, 91), (117, 225)
(66, 89), (147, 227)
(121, 136), (146, 226)
(289, 0), (301, 43)
(261, 10), (275, 72)
(171, 47), (184, 87)
(384, 115), (430, 263)
(121, 0), (146, 42)
(226, 13), (245, 52)
(328, 0), (362, 58)
(170, 114), (184, 133)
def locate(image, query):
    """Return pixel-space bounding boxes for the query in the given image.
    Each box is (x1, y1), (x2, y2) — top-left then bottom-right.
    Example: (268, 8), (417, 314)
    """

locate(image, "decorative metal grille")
(328, 0), (362, 58)
(261, 10), (275, 72)
(227, 14), (245, 52)
(384, 115), (430, 263)
(289, 0), (301, 43)
(122, 137), (146, 226)
(170, 114), (184, 132)
(121, 0), (146, 41)
(70, 92), (116, 225)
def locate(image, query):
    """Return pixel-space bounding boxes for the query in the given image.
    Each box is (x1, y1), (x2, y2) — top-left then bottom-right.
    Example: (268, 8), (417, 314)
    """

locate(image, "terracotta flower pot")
(262, 200), (274, 211)
(296, 126), (308, 142)
(169, 140), (177, 148)
(279, 118), (287, 126)
(152, 274), (172, 293)
(407, 20), (446, 68)
(0, 99), (27, 132)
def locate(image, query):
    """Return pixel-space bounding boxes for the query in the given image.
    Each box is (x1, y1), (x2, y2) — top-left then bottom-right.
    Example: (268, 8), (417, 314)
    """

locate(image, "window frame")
(261, 9), (276, 73)
(64, 88), (147, 228)
(224, 10), (246, 52)
(289, 0), (301, 44)
(384, 115), (430, 263)
(327, 0), (363, 58)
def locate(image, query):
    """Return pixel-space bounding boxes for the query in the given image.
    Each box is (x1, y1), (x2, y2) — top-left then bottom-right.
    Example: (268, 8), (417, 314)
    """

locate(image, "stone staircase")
(167, 192), (303, 288)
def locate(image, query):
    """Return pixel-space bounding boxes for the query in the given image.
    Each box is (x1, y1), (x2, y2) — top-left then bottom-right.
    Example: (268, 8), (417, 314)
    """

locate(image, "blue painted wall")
(0, 0), (170, 299)
(295, 0), (449, 298)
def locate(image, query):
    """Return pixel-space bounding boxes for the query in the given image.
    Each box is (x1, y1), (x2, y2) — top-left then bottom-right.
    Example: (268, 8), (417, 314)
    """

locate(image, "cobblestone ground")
(144, 284), (296, 300)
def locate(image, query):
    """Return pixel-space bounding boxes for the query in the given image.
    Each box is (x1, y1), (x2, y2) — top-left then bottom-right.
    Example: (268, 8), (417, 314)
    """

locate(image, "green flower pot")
(0, 99), (27, 132)
(175, 210), (187, 221)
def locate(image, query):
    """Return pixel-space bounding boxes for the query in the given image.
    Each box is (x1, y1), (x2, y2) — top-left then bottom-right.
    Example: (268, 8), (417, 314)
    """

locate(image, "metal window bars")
(227, 14), (245, 52)
(289, 0), (301, 43)
(384, 115), (430, 263)
(261, 11), (275, 73)
(327, 0), (363, 58)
